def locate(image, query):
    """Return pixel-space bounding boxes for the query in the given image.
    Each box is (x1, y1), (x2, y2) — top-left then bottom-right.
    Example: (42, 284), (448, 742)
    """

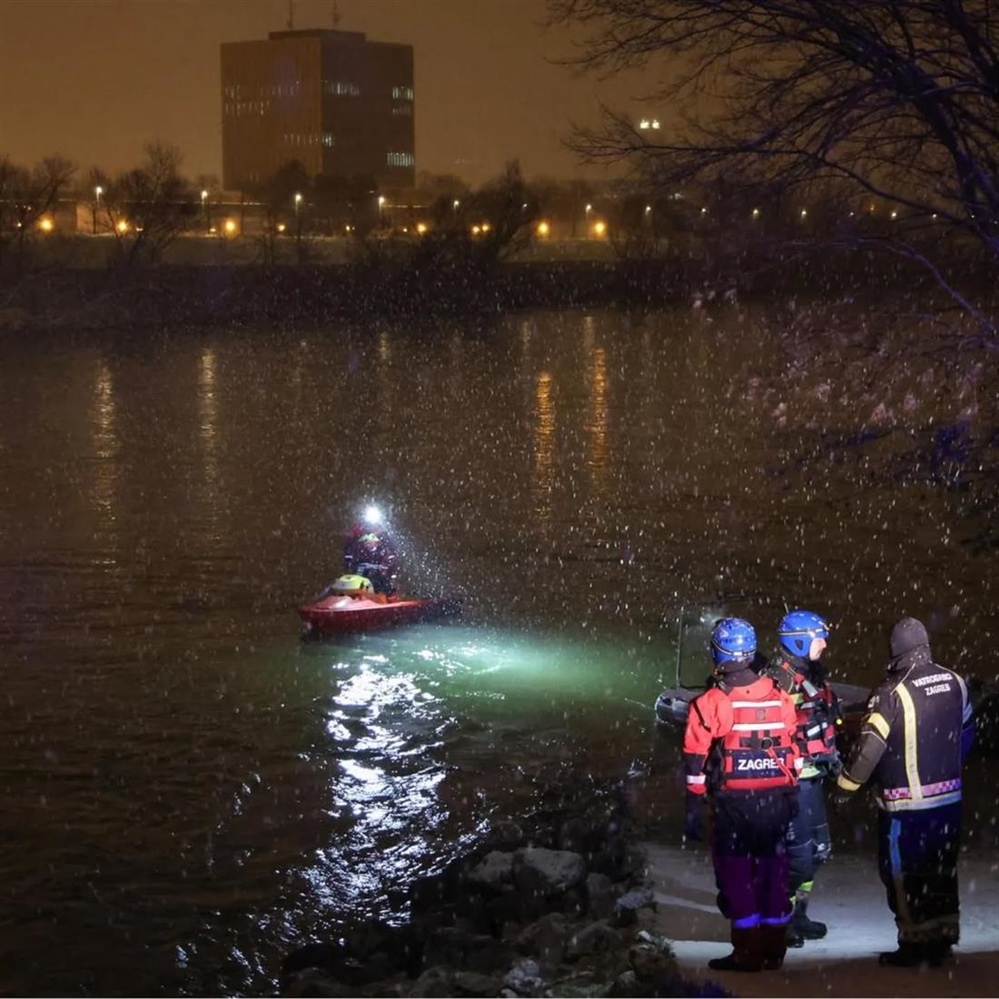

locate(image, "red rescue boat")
(299, 575), (461, 637)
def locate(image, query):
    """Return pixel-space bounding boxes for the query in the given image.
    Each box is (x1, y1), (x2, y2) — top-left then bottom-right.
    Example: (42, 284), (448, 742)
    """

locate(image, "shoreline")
(1, 249), (995, 335)
(644, 842), (999, 998)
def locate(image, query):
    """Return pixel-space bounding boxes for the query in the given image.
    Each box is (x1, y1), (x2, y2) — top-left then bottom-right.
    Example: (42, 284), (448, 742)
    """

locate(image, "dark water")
(1, 308), (996, 996)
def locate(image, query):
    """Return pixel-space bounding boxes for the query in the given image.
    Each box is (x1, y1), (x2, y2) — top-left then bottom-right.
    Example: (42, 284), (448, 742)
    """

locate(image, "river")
(1, 305), (995, 996)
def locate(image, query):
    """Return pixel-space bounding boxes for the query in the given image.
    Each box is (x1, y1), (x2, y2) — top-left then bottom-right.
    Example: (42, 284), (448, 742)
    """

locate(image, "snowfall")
(644, 843), (999, 998)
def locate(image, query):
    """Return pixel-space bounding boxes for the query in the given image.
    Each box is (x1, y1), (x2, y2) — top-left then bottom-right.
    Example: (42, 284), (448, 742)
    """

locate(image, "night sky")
(0, 0), (662, 186)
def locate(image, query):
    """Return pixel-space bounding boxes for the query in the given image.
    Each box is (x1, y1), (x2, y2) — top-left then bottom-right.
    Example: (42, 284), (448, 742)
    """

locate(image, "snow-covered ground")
(644, 843), (999, 998)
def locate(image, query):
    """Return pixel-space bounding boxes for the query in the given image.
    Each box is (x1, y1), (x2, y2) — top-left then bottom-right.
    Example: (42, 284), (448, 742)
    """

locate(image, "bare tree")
(547, 0), (999, 319)
(100, 141), (195, 268)
(405, 160), (539, 267)
(0, 154), (76, 278)
(471, 160), (542, 262)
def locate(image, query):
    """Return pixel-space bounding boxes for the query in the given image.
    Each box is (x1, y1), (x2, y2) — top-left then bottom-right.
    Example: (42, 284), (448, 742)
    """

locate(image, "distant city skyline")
(0, 0), (667, 187)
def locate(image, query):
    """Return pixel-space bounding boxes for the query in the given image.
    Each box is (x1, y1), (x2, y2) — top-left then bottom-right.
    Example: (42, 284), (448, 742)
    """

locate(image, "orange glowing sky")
(0, 0), (667, 186)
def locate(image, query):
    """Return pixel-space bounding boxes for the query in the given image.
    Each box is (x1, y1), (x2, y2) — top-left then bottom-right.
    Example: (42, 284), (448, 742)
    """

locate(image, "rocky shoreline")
(278, 776), (729, 999)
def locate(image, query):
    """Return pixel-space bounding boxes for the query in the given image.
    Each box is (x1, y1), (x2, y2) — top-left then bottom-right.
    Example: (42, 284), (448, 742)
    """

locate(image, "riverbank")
(646, 842), (999, 998)
(1, 238), (995, 335)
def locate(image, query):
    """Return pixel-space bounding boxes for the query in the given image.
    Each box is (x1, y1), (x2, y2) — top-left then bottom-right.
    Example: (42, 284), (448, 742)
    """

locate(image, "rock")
(585, 872), (615, 920)
(468, 851), (515, 888)
(513, 847), (587, 895)
(612, 887), (657, 927)
(278, 776), (725, 998)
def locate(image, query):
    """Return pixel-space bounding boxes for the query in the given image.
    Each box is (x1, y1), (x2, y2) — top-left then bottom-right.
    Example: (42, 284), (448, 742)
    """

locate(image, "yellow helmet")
(331, 574), (374, 595)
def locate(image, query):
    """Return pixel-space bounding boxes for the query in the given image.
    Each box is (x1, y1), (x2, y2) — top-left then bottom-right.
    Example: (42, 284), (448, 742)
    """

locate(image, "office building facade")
(221, 29), (414, 191)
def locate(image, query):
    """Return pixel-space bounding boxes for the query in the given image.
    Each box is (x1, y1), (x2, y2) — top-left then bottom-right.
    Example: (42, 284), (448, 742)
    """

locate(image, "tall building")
(220, 29), (414, 192)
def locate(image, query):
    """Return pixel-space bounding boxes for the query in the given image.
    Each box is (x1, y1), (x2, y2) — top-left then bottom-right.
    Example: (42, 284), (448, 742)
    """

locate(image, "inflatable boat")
(299, 574), (461, 637)
(653, 680), (873, 737)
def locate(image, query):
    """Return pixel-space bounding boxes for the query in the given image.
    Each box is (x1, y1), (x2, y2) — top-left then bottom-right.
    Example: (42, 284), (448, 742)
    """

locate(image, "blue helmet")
(779, 609), (830, 658)
(711, 617), (757, 668)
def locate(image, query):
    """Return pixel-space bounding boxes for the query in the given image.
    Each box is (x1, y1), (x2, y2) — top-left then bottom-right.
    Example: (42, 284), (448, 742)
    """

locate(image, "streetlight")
(584, 203), (592, 238)
(294, 192), (303, 248)
(377, 195), (386, 228)
(93, 185), (103, 235)
(201, 189), (209, 233)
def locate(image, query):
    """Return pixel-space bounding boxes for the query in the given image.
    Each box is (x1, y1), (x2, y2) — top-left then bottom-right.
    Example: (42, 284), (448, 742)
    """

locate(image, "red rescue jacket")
(683, 675), (802, 796)
(765, 657), (841, 774)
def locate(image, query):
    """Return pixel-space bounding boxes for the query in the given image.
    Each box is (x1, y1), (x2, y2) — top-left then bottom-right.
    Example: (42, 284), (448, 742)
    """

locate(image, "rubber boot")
(760, 924), (788, 971)
(785, 895), (805, 948)
(878, 941), (926, 967)
(789, 893), (827, 941)
(925, 941), (955, 967)
(786, 918), (805, 949)
(708, 925), (764, 972)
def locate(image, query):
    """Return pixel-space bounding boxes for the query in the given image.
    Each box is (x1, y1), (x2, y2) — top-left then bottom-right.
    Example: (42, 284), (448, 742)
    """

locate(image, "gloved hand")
(684, 792), (707, 844)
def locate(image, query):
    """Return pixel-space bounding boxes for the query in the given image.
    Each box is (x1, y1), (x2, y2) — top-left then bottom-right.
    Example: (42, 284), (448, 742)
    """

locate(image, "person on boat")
(342, 505), (399, 596)
(833, 616), (974, 968)
(683, 617), (802, 972)
(760, 609), (842, 948)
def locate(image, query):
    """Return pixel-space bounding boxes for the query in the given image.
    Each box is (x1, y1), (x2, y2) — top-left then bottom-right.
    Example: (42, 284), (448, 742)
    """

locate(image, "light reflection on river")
(0, 308), (995, 996)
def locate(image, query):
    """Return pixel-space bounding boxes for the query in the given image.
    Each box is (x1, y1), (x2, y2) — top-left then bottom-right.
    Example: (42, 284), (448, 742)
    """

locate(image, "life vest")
(784, 661), (840, 765)
(713, 678), (798, 792)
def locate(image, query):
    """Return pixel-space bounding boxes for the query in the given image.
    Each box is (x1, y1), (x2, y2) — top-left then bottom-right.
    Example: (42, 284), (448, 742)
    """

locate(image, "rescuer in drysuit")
(342, 505), (399, 596)
(683, 617), (802, 972)
(834, 616), (975, 967)
(760, 609), (842, 947)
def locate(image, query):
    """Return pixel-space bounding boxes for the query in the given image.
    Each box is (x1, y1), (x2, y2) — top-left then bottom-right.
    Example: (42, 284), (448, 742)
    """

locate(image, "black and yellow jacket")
(837, 622), (973, 812)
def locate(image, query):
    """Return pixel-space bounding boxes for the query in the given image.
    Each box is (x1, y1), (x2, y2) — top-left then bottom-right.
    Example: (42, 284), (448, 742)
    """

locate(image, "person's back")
(840, 619), (969, 812)
(688, 673), (800, 796)
(683, 617), (801, 973)
(836, 616), (974, 967)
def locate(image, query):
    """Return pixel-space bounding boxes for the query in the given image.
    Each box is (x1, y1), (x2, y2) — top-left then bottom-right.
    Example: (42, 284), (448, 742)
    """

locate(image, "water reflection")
(198, 347), (223, 544)
(90, 360), (119, 526)
(532, 372), (555, 525)
(586, 338), (610, 494)
(298, 660), (451, 921)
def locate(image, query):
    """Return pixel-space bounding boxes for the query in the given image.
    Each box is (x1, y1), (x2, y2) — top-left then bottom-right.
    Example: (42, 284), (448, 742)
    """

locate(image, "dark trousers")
(788, 776), (832, 895)
(711, 790), (796, 928)
(877, 802), (962, 946)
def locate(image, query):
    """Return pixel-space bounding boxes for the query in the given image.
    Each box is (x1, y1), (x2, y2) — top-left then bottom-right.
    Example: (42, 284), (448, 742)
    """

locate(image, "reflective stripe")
(882, 778), (962, 800)
(868, 712), (891, 740)
(895, 684), (922, 802)
(686, 774), (706, 785)
(731, 699), (783, 709)
(731, 721), (786, 731)
(955, 672), (973, 722)
(888, 817), (911, 928)
(880, 790), (963, 812)
(837, 774), (862, 792)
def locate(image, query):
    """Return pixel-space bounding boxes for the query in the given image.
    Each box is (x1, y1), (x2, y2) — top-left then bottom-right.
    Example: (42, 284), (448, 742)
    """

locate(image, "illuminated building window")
(387, 151), (414, 167)
(392, 105), (412, 116)
(322, 133), (335, 147)
(391, 85), (414, 100)
(324, 80), (360, 96)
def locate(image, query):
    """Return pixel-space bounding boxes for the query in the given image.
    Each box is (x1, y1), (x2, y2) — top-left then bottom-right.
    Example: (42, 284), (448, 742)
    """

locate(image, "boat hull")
(654, 681), (872, 737)
(299, 593), (461, 636)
